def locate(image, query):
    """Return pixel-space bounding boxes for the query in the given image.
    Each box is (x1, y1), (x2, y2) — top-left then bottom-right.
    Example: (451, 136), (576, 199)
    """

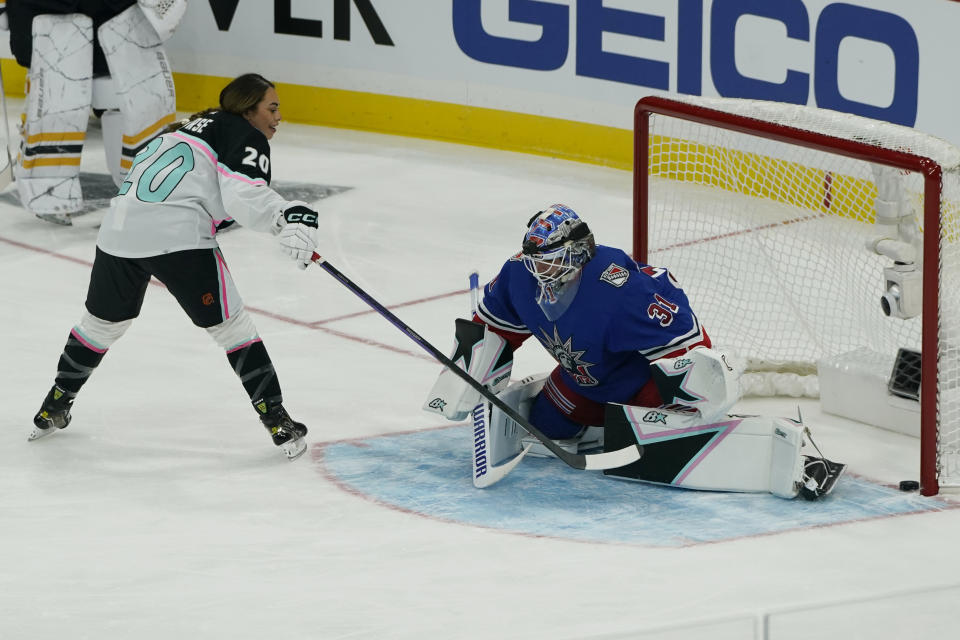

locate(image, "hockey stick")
(312, 253), (643, 471)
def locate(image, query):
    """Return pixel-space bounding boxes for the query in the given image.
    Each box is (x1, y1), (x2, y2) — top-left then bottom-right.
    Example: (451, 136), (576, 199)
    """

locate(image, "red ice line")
(0, 235), (461, 362)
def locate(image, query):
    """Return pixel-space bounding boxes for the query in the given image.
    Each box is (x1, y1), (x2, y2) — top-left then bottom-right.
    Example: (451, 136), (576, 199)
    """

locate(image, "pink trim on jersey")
(71, 328), (108, 354)
(226, 338), (262, 354)
(216, 164), (267, 186)
(214, 249), (231, 320)
(169, 131), (267, 187)
(169, 131), (216, 163)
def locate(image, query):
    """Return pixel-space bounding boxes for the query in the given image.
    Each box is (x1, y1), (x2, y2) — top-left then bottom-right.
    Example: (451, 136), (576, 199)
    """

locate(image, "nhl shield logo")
(600, 263), (629, 287)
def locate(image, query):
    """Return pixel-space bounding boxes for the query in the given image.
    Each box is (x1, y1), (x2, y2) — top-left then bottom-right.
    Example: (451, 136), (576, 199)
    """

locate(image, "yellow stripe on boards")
(1, 58), (25, 94)
(171, 71), (634, 170)
(1, 62), (632, 169)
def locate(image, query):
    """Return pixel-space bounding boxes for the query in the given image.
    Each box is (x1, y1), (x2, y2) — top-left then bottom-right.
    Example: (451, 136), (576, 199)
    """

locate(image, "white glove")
(277, 201), (319, 269)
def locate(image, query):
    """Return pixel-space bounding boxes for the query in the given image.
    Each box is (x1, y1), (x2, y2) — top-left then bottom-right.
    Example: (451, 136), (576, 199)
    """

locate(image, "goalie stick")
(468, 270), (480, 316)
(311, 253), (643, 472)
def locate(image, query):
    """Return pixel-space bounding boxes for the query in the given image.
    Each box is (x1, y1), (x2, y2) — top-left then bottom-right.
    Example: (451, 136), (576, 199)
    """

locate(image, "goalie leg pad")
(98, 4), (177, 181)
(471, 376), (548, 487)
(15, 14), (93, 216)
(472, 399), (524, 487)
(604, 404), (807, 498)
(423, 319), (514, 421)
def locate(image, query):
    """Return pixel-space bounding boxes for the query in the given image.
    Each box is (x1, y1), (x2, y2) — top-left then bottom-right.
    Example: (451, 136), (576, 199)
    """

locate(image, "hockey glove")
(277, 201), (319, 269)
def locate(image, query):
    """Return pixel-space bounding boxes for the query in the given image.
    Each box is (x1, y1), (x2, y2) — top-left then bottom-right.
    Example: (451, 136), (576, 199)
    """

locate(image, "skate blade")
(281, 436), (307, 461)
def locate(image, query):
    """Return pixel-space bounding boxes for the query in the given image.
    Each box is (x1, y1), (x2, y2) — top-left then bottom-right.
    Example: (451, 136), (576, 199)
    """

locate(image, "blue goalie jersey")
(476, 245), (709, 406)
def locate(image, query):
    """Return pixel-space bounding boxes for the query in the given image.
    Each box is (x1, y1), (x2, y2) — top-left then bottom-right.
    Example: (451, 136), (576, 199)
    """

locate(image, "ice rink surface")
(2, 105), (960, 639)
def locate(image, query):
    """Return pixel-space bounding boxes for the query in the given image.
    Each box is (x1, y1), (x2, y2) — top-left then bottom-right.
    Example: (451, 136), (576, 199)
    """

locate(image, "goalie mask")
(521, 205), (596, 288)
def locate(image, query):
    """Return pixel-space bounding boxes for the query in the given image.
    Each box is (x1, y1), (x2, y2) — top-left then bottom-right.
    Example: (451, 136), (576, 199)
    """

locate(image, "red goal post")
(633, 95), (959, 496)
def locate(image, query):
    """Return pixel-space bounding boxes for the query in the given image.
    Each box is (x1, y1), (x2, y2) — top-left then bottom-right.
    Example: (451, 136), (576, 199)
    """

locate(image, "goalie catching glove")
(276, 201), (320, 269)
(423, 319), (514, 421)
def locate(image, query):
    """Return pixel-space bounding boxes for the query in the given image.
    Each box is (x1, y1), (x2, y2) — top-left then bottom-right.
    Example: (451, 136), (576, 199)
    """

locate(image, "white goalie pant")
(15, 14), (92, 215)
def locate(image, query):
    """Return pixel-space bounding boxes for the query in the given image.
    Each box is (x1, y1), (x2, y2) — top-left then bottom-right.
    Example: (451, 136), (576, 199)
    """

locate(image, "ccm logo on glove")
(283, 205), (318, 227)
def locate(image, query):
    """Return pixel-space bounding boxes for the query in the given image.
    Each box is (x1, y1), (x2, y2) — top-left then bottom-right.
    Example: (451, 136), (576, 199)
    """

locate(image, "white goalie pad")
(649, 347), (743, 423)
(471, 376), (545, 487)
(605, 404), (806, 498)
(98, 4), (177, 184)
(138, 0), (188, 41)
(423, 320), (514, 421)
(14, 13), (93, 216)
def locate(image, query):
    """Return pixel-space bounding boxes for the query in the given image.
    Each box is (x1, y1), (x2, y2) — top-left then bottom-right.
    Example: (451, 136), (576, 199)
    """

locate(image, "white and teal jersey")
(98, 111), (287, 258)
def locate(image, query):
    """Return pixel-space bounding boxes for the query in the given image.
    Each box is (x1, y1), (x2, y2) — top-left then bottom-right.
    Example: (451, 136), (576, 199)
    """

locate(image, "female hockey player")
(424, 204), (844, 499)
(30, 73), (320, 461)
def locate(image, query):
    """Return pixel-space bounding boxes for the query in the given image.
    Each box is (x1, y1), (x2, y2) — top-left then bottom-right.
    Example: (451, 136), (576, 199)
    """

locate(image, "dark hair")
(163, 73), (276, 133)
(218, 73), (275, 116)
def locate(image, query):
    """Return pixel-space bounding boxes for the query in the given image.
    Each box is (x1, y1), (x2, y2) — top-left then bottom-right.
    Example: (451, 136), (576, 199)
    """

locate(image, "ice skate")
(799, 455), (847, 500)
(30, 385), (75, 441)
(260, 405), (308, 460)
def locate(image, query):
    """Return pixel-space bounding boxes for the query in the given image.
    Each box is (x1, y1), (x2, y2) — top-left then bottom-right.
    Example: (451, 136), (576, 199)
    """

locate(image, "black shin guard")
(54, 331), (107, 394)
(226, 340), (283, 414)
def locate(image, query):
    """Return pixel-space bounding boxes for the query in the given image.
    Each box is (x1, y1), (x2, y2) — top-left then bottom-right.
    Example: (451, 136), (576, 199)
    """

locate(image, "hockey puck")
(899, 480), (920, 492)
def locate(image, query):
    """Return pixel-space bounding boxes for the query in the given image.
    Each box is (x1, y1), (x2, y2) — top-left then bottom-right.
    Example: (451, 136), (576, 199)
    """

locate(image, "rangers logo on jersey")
(600, 263), (629, 287)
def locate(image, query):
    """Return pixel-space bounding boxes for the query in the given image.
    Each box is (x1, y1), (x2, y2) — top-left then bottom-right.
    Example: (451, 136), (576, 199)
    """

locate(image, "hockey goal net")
(634, 95), (960, 496)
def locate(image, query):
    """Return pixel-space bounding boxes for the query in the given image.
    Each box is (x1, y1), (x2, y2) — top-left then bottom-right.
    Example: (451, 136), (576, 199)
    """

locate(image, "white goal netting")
(636, 96), (960, 493)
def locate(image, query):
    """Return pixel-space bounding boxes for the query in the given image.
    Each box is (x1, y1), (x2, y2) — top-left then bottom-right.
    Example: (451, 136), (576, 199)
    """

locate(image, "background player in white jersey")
(30, 73), (320, 460)
(424, 205), (844, 498)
